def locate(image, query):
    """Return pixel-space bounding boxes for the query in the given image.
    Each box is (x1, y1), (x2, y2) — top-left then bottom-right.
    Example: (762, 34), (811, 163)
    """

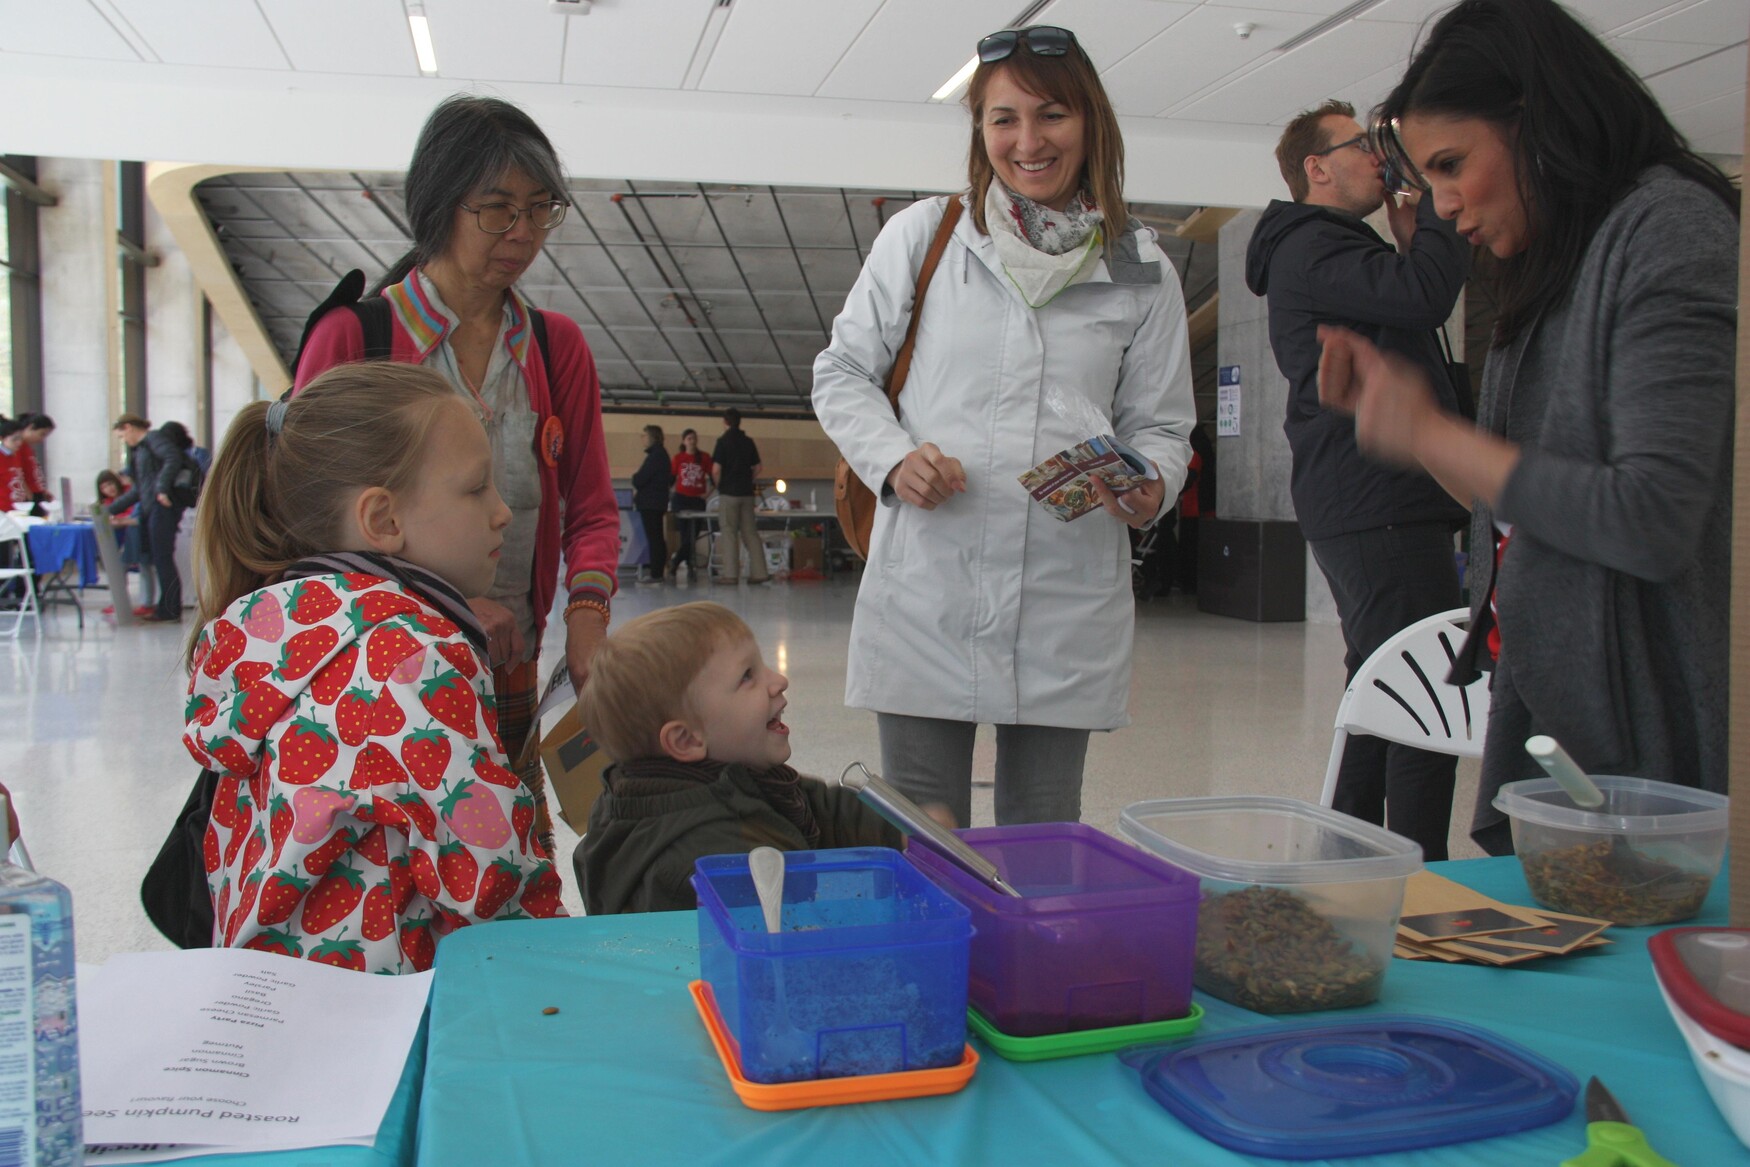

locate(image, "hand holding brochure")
(1018, 435), (1158, 522)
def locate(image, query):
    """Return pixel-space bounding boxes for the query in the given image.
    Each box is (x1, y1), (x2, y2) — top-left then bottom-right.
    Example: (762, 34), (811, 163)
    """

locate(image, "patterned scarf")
(614, 757), (821, 848)
(279, 551), (487, 654)
(994, 179), (1101, 255)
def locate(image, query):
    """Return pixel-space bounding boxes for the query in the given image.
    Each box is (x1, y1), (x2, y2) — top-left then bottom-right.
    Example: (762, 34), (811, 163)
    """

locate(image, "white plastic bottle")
(0, 795), (81, 1166)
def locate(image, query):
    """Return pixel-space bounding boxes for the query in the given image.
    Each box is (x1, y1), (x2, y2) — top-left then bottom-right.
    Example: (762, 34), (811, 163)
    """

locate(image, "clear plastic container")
(906, 823), (1199, 1036)
(1119, 796), (1422, 1014)
(1493, 776), (1727, 926)
(691, 847), (971, 1085)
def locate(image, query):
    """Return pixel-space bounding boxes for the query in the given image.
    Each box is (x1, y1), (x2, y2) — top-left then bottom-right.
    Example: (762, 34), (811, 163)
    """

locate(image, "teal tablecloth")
(414, 856), (1743, 1165)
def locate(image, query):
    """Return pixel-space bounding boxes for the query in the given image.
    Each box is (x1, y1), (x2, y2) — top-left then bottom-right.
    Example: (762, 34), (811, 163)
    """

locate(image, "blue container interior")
(693, 847), (972, 1084)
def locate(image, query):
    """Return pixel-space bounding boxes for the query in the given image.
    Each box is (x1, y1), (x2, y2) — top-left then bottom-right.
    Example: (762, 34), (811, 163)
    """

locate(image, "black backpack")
(288, 269), (552, 390)
(140, 768), (219, 948)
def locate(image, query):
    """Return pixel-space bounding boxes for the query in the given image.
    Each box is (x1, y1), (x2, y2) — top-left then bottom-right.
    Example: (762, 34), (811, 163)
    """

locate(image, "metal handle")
(841, 762), (1022, 898)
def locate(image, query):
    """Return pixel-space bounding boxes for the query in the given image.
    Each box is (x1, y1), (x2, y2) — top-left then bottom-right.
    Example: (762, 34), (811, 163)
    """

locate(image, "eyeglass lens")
(977, 25), (1075, 64)
(470, 201), (568, 233)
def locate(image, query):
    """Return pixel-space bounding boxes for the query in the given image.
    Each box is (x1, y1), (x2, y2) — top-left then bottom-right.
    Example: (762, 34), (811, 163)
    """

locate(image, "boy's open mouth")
(766, 714), (789, 735)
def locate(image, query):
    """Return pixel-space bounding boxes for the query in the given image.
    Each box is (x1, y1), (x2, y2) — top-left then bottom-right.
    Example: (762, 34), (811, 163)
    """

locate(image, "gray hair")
(373, 94), (570, 295)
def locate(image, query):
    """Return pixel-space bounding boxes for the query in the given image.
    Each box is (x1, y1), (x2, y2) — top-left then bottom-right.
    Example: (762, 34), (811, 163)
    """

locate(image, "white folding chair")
(0, 515), (41, 639)
(1317, 607), (1491, 807)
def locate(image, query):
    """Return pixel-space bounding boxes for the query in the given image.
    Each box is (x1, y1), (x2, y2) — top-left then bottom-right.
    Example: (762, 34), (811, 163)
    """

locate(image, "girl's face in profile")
(1399, 114), (1528, 259)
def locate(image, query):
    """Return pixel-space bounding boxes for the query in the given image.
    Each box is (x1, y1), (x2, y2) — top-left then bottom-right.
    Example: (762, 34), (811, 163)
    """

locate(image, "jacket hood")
(182, 572), (453, 777)
(1245, 199), (1376, 296)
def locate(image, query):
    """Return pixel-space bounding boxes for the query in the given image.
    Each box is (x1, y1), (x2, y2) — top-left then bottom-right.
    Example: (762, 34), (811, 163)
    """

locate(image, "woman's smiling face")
(981, 66), (1087, 211)
(1399, 113), (1529, 259)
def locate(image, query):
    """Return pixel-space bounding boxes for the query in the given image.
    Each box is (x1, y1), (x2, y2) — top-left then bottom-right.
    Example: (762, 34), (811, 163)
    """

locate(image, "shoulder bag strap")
(882, 197), (965, 415)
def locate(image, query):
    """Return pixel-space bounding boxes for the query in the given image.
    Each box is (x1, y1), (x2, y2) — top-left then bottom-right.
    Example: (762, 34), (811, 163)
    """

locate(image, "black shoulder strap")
(529, 307), (553, 387)
(354, 297), (394, 361)
(289, 269), (367, 385)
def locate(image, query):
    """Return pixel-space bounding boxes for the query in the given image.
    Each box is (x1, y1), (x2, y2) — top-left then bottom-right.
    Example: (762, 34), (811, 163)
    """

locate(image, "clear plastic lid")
(1118, 796), (1422, 886)
(1493, 776), (1728, 834)
(1121, 1015), (1577, 1159)
(1652, 927), (1750, 1049)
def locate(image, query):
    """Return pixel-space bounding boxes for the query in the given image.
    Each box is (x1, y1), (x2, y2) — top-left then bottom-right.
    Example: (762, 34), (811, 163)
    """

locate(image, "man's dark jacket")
(1245, 196), (1470, 540)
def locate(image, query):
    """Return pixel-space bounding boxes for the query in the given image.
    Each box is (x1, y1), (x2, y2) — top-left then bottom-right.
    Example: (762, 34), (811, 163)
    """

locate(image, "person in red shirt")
(0, 414), (52, 515)
(668, 428), (713, 578)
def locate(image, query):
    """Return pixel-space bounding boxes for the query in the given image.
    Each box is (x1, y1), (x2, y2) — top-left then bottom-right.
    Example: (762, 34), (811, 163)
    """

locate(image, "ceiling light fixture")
(406, 3), (438, 76)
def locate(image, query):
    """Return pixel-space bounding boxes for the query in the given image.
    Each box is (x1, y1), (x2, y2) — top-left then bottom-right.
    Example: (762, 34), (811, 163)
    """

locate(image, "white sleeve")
(1112, 258), (1197, 524)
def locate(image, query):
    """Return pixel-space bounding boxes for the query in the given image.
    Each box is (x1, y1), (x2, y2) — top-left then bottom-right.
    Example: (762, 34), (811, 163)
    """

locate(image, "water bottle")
(0, 795), (81, 1166)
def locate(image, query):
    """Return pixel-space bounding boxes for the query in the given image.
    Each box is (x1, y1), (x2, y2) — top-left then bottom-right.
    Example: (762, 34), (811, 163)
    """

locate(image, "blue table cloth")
(414, 856), (1743, 1165)
(27, 523), (99, 587)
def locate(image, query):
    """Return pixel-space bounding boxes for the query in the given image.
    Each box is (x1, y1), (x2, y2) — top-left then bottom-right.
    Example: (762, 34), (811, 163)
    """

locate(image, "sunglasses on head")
(978, 25), (1078, 64)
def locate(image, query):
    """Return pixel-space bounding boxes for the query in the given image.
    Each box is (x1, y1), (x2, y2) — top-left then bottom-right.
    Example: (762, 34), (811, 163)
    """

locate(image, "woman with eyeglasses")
(814, 25), (1195, 827)
(295, 94), (618, 854)
(1318, 0), (1737, 852)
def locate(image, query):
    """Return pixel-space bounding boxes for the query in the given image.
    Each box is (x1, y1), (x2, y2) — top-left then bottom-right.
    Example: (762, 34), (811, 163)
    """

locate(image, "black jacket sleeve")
(144, 431), (184, 499)
(1296, 198), (1468, 330)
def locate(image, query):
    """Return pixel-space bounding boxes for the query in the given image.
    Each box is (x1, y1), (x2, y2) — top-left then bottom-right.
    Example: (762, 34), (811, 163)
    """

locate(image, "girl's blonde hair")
(190, 363), (459, 661)
(965, 33), (1125, 240)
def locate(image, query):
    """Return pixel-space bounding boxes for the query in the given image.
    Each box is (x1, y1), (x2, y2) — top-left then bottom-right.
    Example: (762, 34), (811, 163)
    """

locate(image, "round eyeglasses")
(459, 199), (569, 234)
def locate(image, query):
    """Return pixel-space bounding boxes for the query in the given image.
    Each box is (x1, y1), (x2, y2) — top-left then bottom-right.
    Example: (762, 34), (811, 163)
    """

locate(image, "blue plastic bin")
(692, 847), (972, 1085)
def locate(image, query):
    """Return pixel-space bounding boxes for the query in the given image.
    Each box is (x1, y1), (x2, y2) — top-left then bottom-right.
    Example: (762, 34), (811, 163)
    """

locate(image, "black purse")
(168, 456), (203, 508)
(140, 769), (218, 948)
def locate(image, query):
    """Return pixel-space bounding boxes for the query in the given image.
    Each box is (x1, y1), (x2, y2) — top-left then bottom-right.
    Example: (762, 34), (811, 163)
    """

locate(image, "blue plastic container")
(692, 847), (972, 1085)
(1122, 1014), (1578, 1159)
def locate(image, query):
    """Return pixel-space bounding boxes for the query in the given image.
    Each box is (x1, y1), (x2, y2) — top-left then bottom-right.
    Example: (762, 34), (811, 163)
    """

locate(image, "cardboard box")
(791, 536), (824, 573)
(539, 701), (611, 830)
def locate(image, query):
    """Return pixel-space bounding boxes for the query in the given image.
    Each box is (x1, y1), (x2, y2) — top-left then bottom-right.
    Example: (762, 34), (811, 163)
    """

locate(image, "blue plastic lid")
(1123, 1015), (1577, 1159)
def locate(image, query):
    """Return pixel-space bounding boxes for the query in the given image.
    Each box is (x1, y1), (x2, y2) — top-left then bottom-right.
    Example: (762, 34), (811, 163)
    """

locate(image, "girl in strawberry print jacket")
(183, 364), (565, 974)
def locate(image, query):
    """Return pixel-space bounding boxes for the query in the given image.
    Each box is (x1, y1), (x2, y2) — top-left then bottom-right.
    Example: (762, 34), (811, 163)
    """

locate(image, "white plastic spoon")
(749, 846), (785, 934)
(1525, 735), (1606, 809)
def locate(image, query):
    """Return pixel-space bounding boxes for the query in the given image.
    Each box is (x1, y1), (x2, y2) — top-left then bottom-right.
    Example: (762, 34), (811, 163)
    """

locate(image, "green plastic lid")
(967, 1003), (1204, 1062)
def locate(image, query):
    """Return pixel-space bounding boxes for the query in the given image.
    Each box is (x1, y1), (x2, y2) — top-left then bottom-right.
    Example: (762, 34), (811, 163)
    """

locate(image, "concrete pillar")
(210, 311), (261, 448)
(144, 196), (200, 440)
(36, 157), (116, 510)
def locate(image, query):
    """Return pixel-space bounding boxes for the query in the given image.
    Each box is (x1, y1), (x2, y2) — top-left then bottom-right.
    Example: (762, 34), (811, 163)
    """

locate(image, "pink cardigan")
(293, 272), (618, 634)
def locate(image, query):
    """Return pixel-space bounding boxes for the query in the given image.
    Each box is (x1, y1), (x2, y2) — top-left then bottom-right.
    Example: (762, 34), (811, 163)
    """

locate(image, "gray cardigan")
(1469, 167), (1736, 838)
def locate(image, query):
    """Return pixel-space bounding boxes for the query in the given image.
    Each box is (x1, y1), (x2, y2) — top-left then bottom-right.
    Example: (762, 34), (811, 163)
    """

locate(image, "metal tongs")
(841, 762), (1022, 898)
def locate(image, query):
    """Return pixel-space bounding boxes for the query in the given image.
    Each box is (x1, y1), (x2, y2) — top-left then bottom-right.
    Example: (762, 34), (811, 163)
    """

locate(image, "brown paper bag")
(539, 701), (611, 830)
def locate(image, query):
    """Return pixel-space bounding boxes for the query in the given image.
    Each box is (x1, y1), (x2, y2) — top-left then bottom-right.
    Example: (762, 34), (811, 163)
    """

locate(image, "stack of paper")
(1393, 870), (1611, 966)
(80, 948), (430, 1163)
(1018, 435), (1156, 522)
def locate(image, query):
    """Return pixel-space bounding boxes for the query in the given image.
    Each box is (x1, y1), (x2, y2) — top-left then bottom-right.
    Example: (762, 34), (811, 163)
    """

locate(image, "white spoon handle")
(749, 846), (785, 934)
(1525, 735), (1606, 809)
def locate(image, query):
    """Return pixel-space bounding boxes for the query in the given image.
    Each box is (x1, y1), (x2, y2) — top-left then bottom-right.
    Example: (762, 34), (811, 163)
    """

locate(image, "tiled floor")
(0, 578), (1483, 964)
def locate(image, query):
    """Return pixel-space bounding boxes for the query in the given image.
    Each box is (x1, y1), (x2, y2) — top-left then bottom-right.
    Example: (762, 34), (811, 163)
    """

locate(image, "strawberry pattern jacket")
(183, 567), (566, 974)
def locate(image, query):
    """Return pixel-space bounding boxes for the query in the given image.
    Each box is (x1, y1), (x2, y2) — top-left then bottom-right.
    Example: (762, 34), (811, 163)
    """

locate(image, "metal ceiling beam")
(768, 185), (830, 336)
(286, 172), (394, 273)
(696, 181), (801, 393)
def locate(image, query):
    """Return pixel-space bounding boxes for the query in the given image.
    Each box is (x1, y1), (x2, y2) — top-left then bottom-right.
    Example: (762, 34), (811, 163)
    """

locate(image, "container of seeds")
(1119, 796), (1422, 1014)
(1493, 776), (1727, 927)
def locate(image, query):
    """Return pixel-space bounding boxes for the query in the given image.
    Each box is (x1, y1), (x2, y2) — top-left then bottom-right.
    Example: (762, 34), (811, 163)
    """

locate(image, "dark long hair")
(1380, 0), (1737, 346)
(373, 95), (570, 296)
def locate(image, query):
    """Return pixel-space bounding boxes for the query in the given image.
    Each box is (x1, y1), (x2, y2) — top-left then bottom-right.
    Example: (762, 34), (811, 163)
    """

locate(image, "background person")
(294, 94), (619, 851)
(710, 409), (767, 585)
(630, 424), (672, 583)
(109, 414), (195, 623)
(1318, 0), (1737, 853)
(812, 24), (1194, 827)
(668, 427), (713, 579)
(1246, 99), (1470, 860)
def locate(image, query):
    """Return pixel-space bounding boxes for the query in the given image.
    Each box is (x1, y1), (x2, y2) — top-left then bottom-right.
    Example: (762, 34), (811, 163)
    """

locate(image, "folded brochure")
(1019, 435), (1157, 522)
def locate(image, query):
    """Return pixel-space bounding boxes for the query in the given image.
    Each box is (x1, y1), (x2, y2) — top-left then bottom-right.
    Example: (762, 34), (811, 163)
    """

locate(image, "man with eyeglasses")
(1244, 99), (1471, 860)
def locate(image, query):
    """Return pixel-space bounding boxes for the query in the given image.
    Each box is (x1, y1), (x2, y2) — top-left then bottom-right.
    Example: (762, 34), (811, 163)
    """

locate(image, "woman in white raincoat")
(813, 24), (1195, 827)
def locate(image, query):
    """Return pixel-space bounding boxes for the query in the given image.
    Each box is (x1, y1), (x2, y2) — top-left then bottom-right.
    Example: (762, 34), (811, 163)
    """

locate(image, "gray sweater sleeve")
(1496, 182), (1738, 582)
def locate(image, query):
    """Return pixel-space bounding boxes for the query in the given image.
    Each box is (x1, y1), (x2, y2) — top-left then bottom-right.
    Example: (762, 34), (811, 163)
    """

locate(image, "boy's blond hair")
(579, 602), (754, 763)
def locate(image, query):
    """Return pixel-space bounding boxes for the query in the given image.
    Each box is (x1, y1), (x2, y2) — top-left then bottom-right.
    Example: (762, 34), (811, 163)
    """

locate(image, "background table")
(415, 856), (1743, 1165)
(24, 521), (99, 588)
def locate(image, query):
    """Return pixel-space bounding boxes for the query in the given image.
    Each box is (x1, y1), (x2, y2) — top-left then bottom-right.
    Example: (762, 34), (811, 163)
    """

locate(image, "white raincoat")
(813, 194), (1195, 729)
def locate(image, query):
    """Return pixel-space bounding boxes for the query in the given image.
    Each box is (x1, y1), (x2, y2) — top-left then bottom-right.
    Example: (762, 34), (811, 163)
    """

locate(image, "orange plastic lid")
(688, 981), (978, 1111)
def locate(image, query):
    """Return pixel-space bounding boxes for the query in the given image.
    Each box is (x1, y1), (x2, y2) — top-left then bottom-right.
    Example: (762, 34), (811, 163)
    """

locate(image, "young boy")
(576, 602), (902, 914)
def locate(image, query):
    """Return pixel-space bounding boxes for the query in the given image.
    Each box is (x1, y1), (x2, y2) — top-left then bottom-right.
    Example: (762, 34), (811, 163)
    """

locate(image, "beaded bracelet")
(563, 597), (610, 625)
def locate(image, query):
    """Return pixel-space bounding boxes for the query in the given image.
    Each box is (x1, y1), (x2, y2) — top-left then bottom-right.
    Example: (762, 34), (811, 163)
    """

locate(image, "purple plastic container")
(907, 823), (1200, 1037)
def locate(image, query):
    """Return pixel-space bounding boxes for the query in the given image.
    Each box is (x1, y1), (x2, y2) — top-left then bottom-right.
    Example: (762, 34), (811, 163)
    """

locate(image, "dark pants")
(637, 509), (667, 578)
(146, 504), (187, 620)
(670, 495), (706, 572)
(1309, 521), (1463, 860)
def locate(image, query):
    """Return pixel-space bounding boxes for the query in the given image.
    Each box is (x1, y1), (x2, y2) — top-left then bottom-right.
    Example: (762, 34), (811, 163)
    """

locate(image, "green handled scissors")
(1561, 1077), (1678, 1166)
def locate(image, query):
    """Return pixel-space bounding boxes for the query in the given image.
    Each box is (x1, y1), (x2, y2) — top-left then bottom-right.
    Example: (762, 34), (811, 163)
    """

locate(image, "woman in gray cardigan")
(1317, 0), (1737, 853)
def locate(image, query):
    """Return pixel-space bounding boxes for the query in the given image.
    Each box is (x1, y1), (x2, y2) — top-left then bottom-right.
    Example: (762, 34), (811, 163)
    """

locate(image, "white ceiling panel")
(1202, 0), (1355, 13)
(1645, 42), (1748, 108)
(1174, 17), (1420, 124)
(424, 0), (564, 83)
(1620, 0), (1750, 43)
(1669, 83), (1748, 136)
(562, 0), (717, 89)
(1323, 59), (1405, 123)
(699, 0), (882, 97)
(1036, 0), (1198, 71)
(815, 0), (1015, 103)
(1102, 5), (1324, 116)
(1611, 34), (1725, 72)
(1357, 0), (1465, 24)
(109, 0), (289, 70)
(0, 0), (140, 60)
(260, 0), (419, 76)
(1693, 122), (1747, 151)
